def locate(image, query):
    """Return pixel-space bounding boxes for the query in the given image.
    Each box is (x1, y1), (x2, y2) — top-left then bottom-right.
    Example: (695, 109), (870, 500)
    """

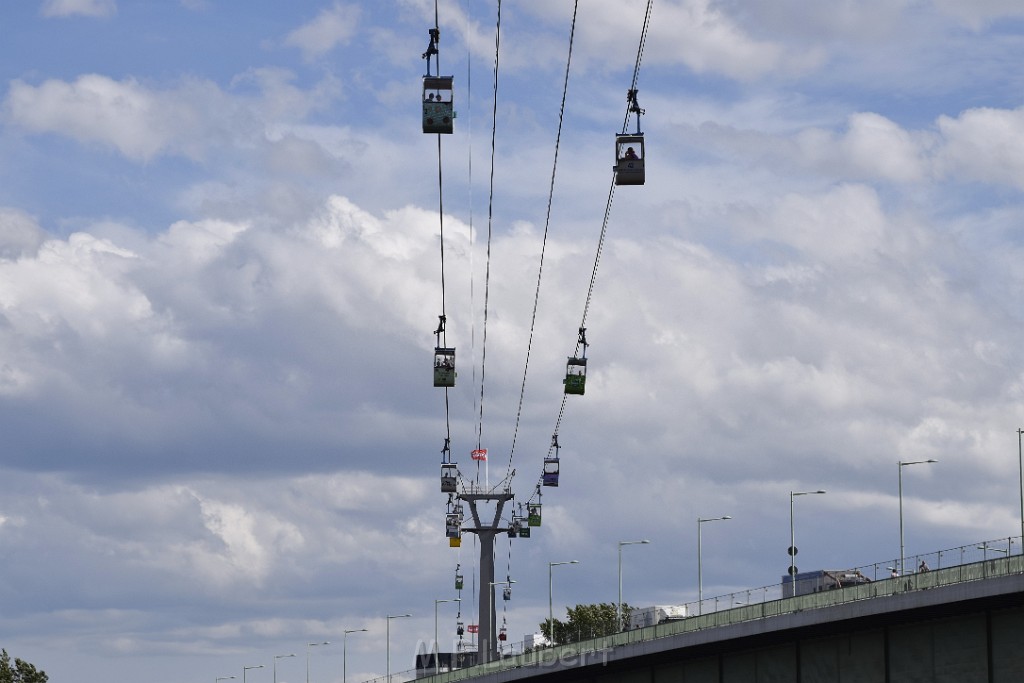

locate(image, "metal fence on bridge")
(374, 536), (1024, 683)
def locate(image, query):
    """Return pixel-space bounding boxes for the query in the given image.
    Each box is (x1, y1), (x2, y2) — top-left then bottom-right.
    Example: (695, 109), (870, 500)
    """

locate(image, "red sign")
(467, 624), (479, 634)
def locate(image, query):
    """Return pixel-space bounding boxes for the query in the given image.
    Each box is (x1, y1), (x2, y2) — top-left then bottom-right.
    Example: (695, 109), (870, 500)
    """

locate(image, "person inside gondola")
(623, 146), (638, 160)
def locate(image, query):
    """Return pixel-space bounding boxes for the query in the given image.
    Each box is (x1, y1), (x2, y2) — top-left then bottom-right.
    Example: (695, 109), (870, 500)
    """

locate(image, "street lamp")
(216, 677), (236, 683)
(978, 544), (1008, 561)
(697, 516), (731, 615)
(306, 641), (329, 683)
(343, 628), (367, 683)
(1018, 429), (1023, 552)
(273, 654), (295, 683)
(899, 459), (937, 575)
(243, 665), (264, 683)
(548, 560), (580, 643)
(386, 613), (411, 683)
(789, 490), (826, 594)
(433, 599), (460, 675)
(617, 540), (650, 630)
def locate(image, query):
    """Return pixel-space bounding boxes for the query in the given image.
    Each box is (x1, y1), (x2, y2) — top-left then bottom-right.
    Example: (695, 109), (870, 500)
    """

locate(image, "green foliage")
(539, 602), (632, 646)
(0, 649), (48, 683)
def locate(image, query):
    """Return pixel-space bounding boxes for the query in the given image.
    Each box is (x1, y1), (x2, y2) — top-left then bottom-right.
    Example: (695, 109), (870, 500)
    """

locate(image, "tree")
(539, 602), (633, 646)
(0, 649), (48, 683)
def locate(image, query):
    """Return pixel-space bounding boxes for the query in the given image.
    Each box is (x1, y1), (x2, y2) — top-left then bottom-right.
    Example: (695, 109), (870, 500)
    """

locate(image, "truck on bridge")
(782, 568), (871, 598)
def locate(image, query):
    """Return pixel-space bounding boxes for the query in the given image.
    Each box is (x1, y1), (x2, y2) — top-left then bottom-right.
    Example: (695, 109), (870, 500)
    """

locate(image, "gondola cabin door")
(615, 133), (645, 185)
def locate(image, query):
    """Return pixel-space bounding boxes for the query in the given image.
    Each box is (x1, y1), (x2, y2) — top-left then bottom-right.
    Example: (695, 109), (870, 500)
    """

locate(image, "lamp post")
(617, 540), (650, 630)
(273, 654), (295, 683)
(343, 628), (367, 683)
(978, 544), (1008, 561)
(697, 516), (731, 615)
(243, 665), (264, 683)
(306, 641), (329, 683)
(433, 599), (460, 675)
(386, 613), (411, 683)
(1018, 429), (1023, 552)
(216, 676), (236, 683)
(899, 459), (937, 575)
(548, 560), (579, 643)
(789, 490), (826, 594)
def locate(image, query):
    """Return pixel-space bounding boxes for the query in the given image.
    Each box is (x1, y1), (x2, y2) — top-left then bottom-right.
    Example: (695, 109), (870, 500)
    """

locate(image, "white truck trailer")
(628, 605), (687, 629)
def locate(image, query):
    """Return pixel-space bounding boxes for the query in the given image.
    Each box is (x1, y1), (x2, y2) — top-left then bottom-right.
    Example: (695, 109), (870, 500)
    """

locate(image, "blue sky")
(4, 1), (1024, 682)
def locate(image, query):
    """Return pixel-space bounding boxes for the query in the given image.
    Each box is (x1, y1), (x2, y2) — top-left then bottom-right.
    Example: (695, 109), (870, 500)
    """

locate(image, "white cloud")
(3, 71), (338, 164)
(525, 0), (813, 80)
(41, 0), (116, 18)
(283, 2), (360, 62)
(935, 106), (1024, 190)
(5, 75), (210, 162)
(0, 208), (47, 260)
(647, 0), (794, 80)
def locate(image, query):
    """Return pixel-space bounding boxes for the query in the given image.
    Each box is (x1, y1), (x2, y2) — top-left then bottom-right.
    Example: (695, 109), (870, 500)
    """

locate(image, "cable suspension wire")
(474, 0), (502, 473)
(502, 0), (580, 482)
(548, 0), (654, 457)
(427, 0), (456, 464)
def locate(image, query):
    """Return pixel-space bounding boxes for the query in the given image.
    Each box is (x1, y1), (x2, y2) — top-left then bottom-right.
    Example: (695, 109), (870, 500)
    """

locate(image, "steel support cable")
(475, 0), (502, 474)
(549, 0), (653, 451)
(431, 0), (455, 460)
(438, 136), (454, 452)
(502, 0), (580, 483)
(466, 37), (480, 476)
(628, 0), (654, 102)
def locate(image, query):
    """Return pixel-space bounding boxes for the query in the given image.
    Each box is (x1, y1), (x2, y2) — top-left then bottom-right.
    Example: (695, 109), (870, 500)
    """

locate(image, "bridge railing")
(411, 535), (1023, 683)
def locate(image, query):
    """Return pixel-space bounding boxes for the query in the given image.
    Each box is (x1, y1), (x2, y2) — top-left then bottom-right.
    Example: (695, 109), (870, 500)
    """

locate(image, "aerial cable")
(622, 0), (652, 135)
(425, 0), (456, 468)
(475, 0), (502, 464)
(502, 0), (580, 481)
(581, 0), (653, 333)
(550, 0), (654, 448)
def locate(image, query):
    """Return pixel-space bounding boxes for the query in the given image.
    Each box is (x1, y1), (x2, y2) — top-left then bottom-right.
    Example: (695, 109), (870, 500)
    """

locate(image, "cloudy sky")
(3, 0), (1024, 681)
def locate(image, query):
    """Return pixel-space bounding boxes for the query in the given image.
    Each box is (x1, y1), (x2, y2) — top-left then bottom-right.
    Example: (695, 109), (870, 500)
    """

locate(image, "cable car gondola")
(422, 27), (454, 134)
(441, 462), (458, 493)
(528, 503), (542, 527)
(515, 515), (531, 538)
(423, 76), (454, 134)
(433, 316), (456, 387)
(543, 457), (560, 487)
(564, 327), (588, 395)
(446, 512), (461, 539)
(434, 347), (456, 387)
(564, 356), (586, 395)
(544, 434), (561, 487)
(614, 88), (646, 185)
(614, 133), (645, 185)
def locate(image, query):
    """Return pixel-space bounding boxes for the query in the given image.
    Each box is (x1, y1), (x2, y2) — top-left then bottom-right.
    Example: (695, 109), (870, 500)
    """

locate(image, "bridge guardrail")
(403, 536), (1024, 683)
